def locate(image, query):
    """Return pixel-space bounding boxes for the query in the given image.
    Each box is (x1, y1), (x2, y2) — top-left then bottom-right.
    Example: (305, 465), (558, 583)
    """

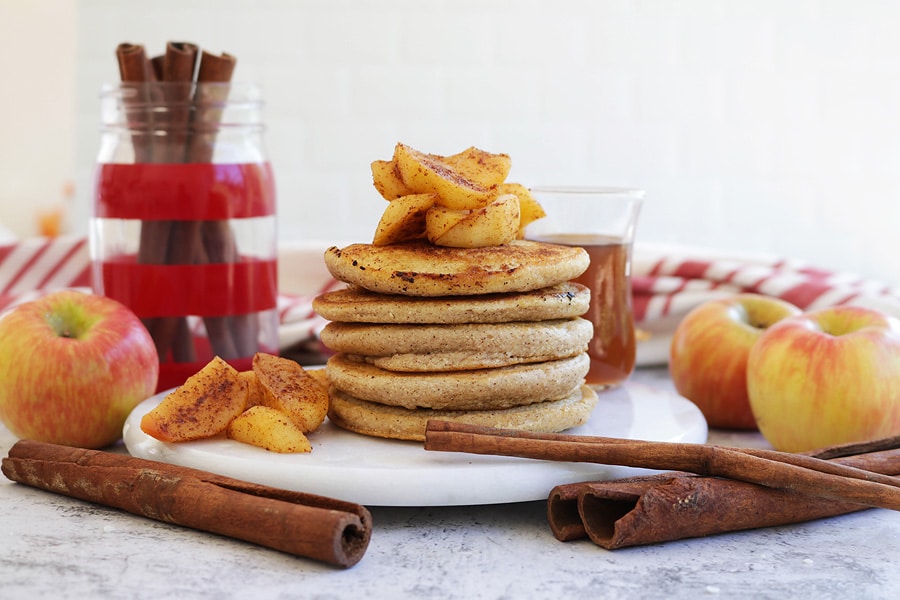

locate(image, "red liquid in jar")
(94, 162), (276, 221)
(93, 162), (278, 391)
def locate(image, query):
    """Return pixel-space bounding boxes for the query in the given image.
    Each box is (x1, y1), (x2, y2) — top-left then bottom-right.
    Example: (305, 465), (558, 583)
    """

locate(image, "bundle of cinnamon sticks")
(115, 41), (255, 364)
(424, 421), (900, 549)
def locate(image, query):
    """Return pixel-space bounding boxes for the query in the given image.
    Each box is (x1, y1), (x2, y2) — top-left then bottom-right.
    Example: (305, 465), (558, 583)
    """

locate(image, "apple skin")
(0, 289), (159, 449)
(669, 294), (802, 430)
(747, 305), (900, 453)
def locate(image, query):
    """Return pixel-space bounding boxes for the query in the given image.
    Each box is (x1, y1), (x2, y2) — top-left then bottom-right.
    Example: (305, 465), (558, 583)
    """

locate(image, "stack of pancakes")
(312, 239), (598, 441)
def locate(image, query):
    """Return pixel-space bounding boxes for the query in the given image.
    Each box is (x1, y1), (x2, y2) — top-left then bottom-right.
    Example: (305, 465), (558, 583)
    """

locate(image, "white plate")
(123, 381), (707, 506)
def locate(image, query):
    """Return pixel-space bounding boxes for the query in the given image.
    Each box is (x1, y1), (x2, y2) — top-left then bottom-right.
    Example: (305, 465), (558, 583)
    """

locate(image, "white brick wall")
(8, 0), (900, 285)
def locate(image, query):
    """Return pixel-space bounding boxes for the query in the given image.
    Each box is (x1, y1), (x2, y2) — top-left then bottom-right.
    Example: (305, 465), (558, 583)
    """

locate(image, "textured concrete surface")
(2, 369), (898, 599)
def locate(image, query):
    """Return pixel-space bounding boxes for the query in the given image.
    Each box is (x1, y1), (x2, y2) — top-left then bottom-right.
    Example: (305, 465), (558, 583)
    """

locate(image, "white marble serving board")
(123, 381), (707, 506)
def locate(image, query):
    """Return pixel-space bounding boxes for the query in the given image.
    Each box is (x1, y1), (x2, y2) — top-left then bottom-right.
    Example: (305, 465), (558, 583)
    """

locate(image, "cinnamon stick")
(423, 421), (900, 511)
(115, 43), (155, 163)
(147, 42), (200, 364)
(1, 440), (371, 568)
(160, 42), (199, 162)
(116, 42), (164, 263)
(116, 43), (174, 359)
(548, 447), (900, 548)
(187, 51), (259, 359)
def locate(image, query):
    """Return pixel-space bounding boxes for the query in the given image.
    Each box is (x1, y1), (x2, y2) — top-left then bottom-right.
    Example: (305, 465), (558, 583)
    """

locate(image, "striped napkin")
(632, 243), (900, 365)
(4, 238), (899, 367)
(0, 236), (92, 313)
(0, 236), (337, 353)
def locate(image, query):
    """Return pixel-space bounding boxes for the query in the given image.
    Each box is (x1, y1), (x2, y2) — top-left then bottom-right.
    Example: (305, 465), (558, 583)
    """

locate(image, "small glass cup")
(525, 187), (644, 389)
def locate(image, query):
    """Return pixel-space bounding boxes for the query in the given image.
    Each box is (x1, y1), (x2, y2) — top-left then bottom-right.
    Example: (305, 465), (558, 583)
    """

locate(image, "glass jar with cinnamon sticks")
(91, 43), (278, 392)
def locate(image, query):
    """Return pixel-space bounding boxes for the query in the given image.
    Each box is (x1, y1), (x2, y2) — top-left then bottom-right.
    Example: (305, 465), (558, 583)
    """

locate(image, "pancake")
(323, 240), (590, 296)
(327, 384), (598, 442)
(321, 318), (592, 372)
(312, 282), (590, 324)
(326, 352), (589, 410)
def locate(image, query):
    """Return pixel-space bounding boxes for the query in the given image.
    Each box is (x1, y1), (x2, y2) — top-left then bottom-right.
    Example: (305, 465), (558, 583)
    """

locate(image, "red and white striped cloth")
(4, 238), (899, 366)
(0, 236), (337, 353)
(632, 244), (900, 365)
(0, 236), (92, 313)
(276, 277), (341, 349)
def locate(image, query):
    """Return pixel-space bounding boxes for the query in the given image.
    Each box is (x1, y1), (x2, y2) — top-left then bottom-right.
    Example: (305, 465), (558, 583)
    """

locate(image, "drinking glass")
(526, 187), (644, 389)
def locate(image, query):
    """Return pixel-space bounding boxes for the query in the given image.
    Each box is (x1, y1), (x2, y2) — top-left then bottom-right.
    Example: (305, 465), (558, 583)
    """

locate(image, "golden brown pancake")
(327, 384), (598, 442)
(325, 352), (589, 410)
(312, 282), (590, 324)
(321, 318), (592, 372)
(323, 240), (589, 296)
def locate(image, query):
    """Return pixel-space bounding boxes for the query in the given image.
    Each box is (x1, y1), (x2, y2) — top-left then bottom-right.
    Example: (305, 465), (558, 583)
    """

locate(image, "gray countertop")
(2, 368), (898, 599)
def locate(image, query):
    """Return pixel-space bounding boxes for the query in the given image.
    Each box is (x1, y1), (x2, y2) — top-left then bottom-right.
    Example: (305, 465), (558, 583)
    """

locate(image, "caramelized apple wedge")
(239, 369), (266, 407)
(306, 367), (330, 389)
(226, 405), (312, 453)
(445, 146), (512, 186)
(431, 194), (520, 248)
(393, 143), (500, 210)
(424, 204), (469, 242)
(252, 352), (329, 433)
(371, 159), (413, 200)
(140, 356), (248, 442)
(499, 182), (546, 238)
(372, 193), (438, 246)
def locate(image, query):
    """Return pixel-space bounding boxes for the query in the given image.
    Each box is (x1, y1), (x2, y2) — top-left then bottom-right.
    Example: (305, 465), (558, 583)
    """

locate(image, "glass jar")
(91, 82), (278, 392)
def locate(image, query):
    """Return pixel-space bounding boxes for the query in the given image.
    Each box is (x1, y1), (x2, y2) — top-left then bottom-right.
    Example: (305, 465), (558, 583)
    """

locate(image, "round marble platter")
(123, 380), (707, 507)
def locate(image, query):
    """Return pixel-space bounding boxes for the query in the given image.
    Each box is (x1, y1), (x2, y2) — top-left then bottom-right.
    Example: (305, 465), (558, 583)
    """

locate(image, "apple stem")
(44, 309), (89, 340)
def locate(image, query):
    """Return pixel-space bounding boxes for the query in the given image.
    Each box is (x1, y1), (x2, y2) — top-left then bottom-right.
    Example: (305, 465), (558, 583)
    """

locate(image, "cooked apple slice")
(226, 405), (312, 453)
(445, 146), (512, 187)
(239, 369), (266, 407)
(373, 193), (438, 246)
(371, 159), (413, 200)
(140, 356), (248, 442)
(432, 194), (520, 248)
(252, 352), (329, 433)
(306, 366), (330, 390)
(424, 205), (469, 242)
(393, 143), (499, 210)
(499, 182), (547, 237)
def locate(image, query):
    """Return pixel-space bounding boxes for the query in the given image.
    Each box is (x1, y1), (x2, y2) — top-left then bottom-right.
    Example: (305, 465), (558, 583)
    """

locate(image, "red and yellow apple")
(747, 305), (900, 452)
(669, 294), (802, 429)
(0, 289), (159, 448)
